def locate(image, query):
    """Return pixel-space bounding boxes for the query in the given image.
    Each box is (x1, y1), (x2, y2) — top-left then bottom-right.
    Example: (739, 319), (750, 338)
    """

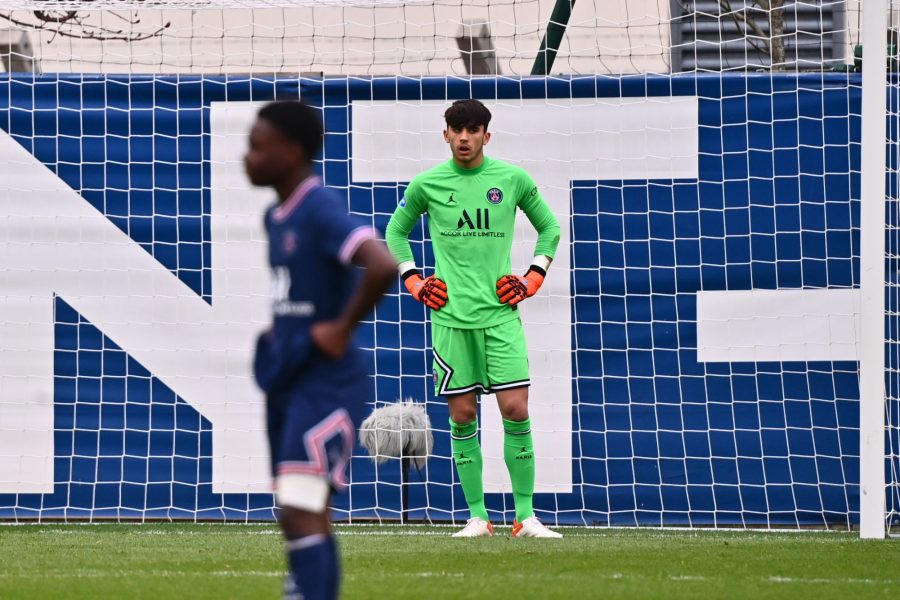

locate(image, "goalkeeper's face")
(444, 124), (490, 167)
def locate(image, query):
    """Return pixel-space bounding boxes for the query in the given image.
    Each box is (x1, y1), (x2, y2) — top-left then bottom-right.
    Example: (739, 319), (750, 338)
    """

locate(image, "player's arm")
(311, 237), (397, 359)
(384, 181), (448, 310)
(496, 174), (561, 306)
(306, 201), (397, 358)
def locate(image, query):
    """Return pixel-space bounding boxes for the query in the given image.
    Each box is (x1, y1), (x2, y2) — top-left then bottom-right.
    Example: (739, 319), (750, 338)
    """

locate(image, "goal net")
(0, 0), (895, 533)
(886, 0), (900, 535)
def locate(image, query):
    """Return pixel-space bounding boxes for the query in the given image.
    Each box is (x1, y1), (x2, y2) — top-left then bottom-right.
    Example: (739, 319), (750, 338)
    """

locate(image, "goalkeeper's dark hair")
(444, 99), (492, 131)
(257, 100), (324, 161)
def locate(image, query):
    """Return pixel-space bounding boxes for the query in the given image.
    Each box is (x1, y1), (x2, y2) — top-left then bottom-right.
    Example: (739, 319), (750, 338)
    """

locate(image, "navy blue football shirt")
(254, 176), (376, 395)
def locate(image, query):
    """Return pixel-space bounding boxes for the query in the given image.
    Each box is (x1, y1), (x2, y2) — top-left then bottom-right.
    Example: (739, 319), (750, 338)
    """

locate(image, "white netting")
(0, 0), (671, 75)
(0, 1), (893, 532)
(886, 1), (900, 534)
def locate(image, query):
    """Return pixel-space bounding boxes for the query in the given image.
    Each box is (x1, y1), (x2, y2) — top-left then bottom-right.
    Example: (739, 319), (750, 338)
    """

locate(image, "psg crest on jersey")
(486, 188), (503, 204)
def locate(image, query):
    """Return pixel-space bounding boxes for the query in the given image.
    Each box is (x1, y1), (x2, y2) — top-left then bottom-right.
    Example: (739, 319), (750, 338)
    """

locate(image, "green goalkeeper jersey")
(385, 156), (561, 329)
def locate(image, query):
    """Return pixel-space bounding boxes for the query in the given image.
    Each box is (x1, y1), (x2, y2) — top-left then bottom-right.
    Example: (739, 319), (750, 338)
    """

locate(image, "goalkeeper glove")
(496, 265), (546, 307)
(403, 271), (448, 310)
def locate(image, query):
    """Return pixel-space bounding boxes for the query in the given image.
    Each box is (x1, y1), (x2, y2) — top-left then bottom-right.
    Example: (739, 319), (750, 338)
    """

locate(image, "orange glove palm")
(496, 268), (545, 306)
(404, 273), (448, 310)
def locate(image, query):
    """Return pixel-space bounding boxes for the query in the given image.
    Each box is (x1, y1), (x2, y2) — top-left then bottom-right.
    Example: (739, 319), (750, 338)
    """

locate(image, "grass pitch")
(0, 524), (897, 599)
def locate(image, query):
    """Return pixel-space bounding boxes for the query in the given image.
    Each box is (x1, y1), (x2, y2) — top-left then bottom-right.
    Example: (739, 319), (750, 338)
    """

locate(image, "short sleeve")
(312, 197), (378, 266)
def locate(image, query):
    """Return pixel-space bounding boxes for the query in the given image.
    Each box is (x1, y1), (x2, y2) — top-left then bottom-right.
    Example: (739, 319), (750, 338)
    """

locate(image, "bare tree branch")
(32, 11), (78, 25)
(0, 1), (169, 42)
(769, 0), (786, 70)
(719, 0), (770, 57)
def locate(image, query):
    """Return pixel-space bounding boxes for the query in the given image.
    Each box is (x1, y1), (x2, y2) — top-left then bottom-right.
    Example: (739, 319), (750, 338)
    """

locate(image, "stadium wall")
(0, 73), (874, 526)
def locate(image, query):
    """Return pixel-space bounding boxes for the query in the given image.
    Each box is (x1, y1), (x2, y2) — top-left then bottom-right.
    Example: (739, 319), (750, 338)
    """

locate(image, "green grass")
(0, 524), (897, 599)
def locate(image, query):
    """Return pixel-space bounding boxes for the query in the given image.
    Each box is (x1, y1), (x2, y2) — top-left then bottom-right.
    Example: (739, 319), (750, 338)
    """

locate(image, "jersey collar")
(272, 175), (322, 222)
(449, 155), (491, 176)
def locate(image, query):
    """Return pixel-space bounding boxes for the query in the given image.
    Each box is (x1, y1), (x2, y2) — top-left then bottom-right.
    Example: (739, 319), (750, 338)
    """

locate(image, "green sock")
(450, 418), (489, 522)
(503, 417), (535, 523)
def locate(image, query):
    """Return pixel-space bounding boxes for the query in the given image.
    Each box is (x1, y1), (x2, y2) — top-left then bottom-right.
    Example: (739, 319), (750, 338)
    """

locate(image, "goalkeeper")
(385, 99), (561, 538)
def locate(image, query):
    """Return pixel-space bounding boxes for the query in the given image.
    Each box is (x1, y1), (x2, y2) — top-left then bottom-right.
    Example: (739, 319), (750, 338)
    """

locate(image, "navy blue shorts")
(266, 374), (369, 491)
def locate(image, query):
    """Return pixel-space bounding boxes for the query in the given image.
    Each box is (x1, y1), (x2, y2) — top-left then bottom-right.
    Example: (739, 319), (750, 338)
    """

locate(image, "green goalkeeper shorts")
(431, 318), (530, 396)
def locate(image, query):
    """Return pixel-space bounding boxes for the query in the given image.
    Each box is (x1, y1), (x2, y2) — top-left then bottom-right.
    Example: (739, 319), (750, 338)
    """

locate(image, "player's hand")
(404, 273), (448, 310)
(311, 320), (351, 359)
(496, 268), (545, 306)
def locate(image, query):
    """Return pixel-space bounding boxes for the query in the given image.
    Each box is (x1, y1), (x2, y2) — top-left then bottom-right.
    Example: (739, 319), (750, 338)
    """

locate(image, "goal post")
(859, 0), (888, 540)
